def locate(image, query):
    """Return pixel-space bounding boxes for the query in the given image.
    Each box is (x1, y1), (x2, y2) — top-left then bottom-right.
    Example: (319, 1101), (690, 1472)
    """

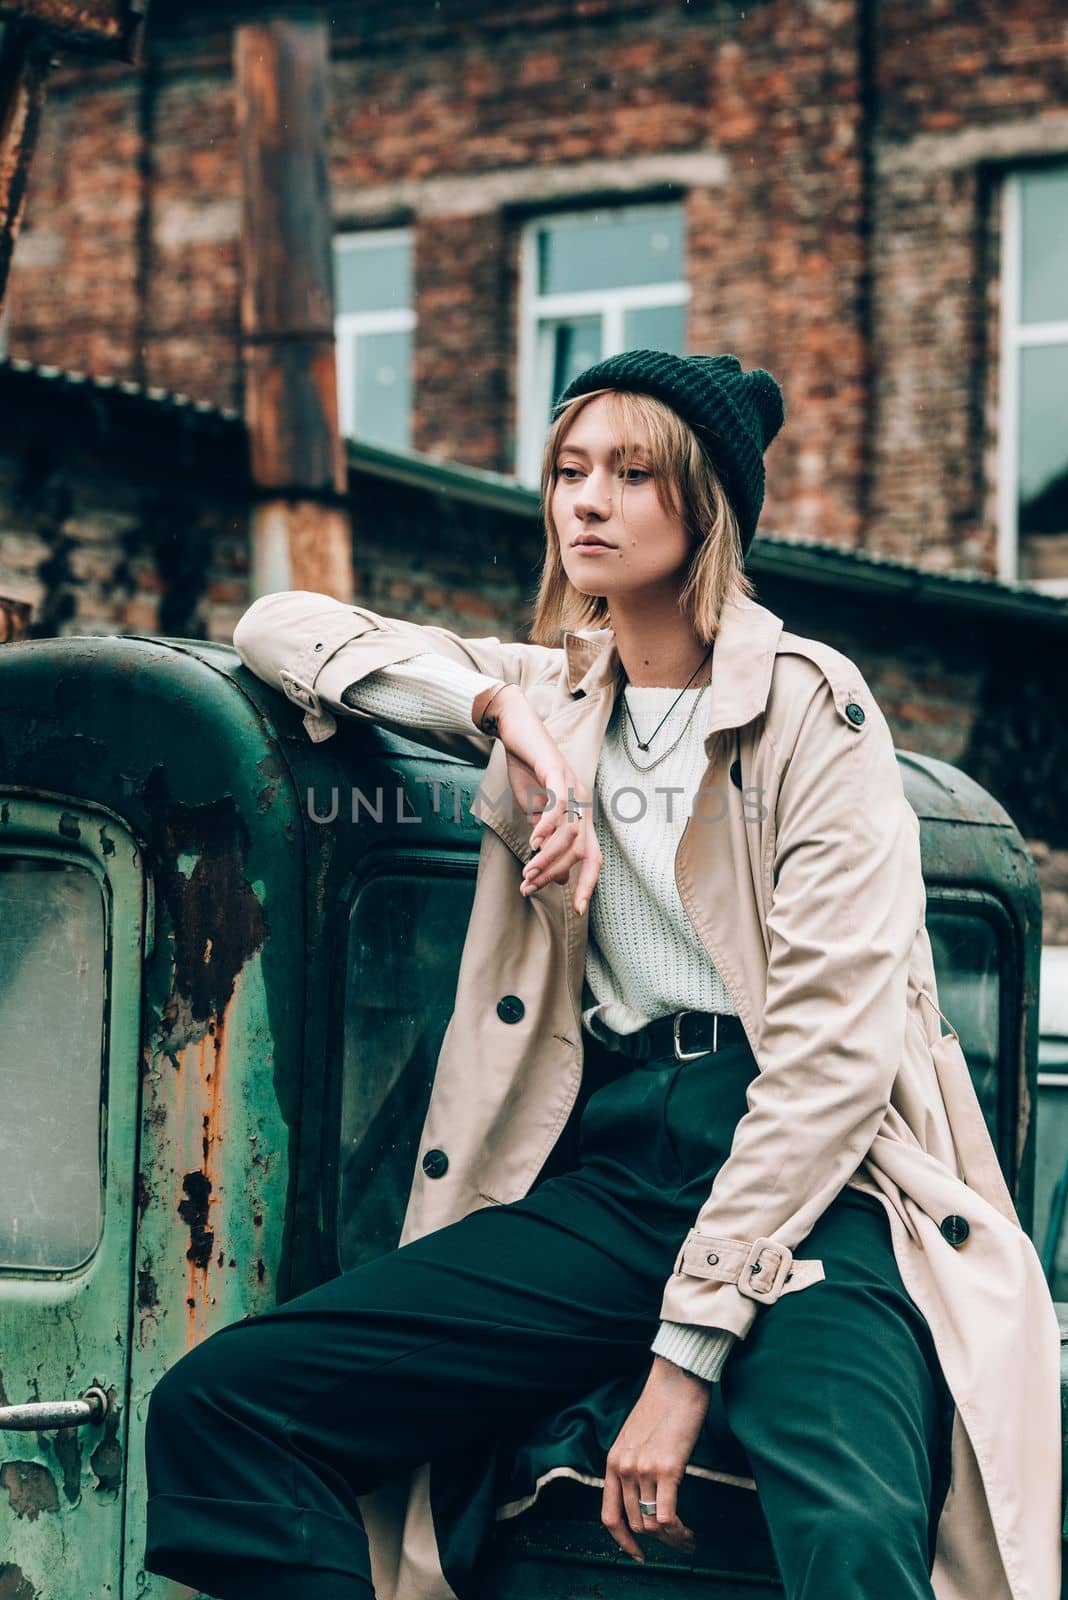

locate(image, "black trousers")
(144, 1026), (953, 1600)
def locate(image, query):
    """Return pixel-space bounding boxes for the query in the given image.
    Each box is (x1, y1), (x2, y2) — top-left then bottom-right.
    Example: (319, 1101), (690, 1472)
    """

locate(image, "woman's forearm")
(341, 651), (508, 731)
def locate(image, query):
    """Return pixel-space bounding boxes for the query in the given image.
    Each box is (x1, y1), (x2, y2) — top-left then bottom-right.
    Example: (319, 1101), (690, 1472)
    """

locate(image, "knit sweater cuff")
(650, 1321), (736, 1383)
(341, 652), (507, 732)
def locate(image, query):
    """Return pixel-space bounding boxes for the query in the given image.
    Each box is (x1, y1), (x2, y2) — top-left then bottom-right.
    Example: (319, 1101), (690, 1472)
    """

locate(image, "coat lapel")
(562, 593), (785, 747)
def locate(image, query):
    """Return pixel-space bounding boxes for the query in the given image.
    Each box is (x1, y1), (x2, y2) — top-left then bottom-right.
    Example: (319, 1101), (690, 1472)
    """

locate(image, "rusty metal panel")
(0, 635), (306, 1598)
(0, 798), (145, 1598)
(0, 0), (149, 60)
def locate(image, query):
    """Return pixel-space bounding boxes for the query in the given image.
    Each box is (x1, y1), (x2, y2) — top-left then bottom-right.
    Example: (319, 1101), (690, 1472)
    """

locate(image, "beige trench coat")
(233, 588), (1062, 1600)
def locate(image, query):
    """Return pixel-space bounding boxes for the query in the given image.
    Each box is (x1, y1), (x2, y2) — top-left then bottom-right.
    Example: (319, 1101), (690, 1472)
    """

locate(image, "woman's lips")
(573, 539), (615, 552)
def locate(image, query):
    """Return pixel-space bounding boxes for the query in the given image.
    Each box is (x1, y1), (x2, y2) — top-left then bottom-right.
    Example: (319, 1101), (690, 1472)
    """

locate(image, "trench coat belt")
(594, 1008), (748, 1063)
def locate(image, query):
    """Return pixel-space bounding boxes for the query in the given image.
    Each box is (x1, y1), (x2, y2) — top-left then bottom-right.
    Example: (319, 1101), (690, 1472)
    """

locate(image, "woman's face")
(550, 394), (693, 601)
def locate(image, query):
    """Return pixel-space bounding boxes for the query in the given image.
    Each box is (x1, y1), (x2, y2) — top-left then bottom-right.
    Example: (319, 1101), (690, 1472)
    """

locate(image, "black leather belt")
(590, 1008), (747, 1063)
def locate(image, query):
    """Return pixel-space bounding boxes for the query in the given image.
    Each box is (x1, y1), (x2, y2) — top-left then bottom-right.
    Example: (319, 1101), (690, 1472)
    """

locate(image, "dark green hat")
(555, 349), (785, 555)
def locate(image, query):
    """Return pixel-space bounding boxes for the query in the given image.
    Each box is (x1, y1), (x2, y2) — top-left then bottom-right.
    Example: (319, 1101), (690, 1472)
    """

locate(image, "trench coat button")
(422, 1148), (449, 1179)
(497, 995), (525, 1024)
(940, 1214), (970, 1246)
(845, 701), (866, 726)
(729, 759), (742, 790)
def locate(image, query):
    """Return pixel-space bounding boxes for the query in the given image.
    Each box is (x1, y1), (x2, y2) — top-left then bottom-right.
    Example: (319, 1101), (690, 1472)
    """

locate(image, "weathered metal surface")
(0, 1561), (38, 1599)
(0, 596), (31, 641)
(902, 751), (1043, 1228)
(0, 23), (50, 315)
(0, 1), (148, 60)
(0, 637), (309, 1598)
(0, 797), (144, 1598)
(235, 17), (351, 599)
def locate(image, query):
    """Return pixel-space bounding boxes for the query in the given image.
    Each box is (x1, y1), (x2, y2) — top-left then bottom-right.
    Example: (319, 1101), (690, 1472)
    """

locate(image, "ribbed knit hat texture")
(555, 350), (785, 554)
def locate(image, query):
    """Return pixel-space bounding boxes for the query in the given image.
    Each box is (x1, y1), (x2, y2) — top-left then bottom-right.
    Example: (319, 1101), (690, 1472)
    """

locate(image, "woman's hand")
(474, 683), (602, 916)
(601, 1357), (709, 1562)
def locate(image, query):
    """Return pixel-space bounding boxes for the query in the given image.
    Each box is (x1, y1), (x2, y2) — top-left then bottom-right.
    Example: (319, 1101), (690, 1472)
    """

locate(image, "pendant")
(638, 742), (649, 751)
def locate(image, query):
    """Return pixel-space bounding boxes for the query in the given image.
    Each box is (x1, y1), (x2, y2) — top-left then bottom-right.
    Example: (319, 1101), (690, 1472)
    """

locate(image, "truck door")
(0, 796), (146, 1600)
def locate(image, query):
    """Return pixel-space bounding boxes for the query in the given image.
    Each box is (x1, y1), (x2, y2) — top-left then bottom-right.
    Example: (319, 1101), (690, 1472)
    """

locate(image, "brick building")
(3, 0), (1066, 584)
(0, 0), (1066, 929)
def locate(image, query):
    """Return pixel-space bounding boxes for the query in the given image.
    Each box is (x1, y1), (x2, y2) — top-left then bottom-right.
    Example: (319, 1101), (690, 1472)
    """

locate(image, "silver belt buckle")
(673, 1011), (716, 1061)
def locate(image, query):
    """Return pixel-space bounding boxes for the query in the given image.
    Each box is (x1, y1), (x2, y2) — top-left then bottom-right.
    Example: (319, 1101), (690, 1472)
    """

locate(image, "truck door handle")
(0, 1385), (109, 1432)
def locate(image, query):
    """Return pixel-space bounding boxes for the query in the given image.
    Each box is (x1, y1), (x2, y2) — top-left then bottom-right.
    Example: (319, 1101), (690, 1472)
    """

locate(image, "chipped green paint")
(0, 1563), (38, 1600)
(174, 849), (199, 880)
(0, 797), (144, 1598)
(0, 629), (489, 1597)
(0, 636), (306, 1599)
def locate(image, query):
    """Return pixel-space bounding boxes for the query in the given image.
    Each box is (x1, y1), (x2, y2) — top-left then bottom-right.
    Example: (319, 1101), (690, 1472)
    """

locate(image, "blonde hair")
(529, 387), (755, 647)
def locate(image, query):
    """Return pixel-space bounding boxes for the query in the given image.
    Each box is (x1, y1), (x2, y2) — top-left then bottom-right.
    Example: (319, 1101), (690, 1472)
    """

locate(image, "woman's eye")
(623, 468), (649, 481)
(558, 467), (582, 480)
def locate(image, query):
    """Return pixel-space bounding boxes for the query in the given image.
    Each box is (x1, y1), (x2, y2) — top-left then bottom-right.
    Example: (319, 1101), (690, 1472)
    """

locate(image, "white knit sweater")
(341, 651), (735, 1385)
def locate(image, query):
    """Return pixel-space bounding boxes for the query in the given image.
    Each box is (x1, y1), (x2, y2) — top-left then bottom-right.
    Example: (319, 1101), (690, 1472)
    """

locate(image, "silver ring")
(638, 1499), (657, 1516)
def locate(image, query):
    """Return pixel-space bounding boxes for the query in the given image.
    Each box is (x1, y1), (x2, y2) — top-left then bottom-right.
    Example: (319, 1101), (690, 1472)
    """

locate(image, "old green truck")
(0, 624), (1061, 1599)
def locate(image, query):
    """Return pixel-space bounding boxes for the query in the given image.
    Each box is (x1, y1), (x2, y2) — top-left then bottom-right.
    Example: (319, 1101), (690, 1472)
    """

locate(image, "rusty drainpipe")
(234, 16), (352, 602)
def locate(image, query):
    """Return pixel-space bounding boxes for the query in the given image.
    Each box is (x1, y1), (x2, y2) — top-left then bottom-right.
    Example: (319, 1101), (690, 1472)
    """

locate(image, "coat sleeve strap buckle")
(279, 669), (338, 743)
(675, 1230), (824, 1302)
(737, 1237), (794, 1302)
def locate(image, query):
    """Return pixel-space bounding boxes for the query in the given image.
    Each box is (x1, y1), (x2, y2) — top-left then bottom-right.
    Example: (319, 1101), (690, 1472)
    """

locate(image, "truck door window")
(0, 858), (106, 1271)
(926, 907), (1005, 1153)
(338, 866), (475, 1271)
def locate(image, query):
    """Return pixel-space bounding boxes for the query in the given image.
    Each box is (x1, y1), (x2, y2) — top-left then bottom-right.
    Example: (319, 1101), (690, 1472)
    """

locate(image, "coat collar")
(562, 593), (785, 744)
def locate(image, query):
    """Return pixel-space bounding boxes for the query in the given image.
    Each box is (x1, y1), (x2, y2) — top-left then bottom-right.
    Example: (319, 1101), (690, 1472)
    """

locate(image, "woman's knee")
(787, 1495), (932, 1599)
(146, 1322), (272, 1469)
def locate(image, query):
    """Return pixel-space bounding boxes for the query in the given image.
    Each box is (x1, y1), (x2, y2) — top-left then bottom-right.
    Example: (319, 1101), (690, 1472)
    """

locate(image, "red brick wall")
(8, 72), (145, 377)
(5, 0), (1068, 572)
(867, 0), (1068, 572)
(141, 67), (243, 404)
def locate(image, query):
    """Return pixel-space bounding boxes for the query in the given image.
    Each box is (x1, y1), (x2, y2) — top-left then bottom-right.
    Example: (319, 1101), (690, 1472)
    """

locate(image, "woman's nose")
(574, 469), (613, 519)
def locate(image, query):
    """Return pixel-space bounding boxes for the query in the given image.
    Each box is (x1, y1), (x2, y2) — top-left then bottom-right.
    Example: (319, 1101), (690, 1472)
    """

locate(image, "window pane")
(546, 315), (602, 406)
(338, 871), (475, 1269)
(0, 859), (105, 1270)
(352, 329), (412, 451)
(623, 301), (686, 353)
(537, 205), (684, 294)
(334, 235), (412, 316)
(926, 911), (1001, 1148)
(1019, 167), (1068, 325)
(1016, 341), (1068, 581)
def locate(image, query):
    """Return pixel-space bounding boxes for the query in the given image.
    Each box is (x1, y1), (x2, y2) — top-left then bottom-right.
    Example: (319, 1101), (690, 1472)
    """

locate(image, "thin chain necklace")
(617, 644), (714, 774)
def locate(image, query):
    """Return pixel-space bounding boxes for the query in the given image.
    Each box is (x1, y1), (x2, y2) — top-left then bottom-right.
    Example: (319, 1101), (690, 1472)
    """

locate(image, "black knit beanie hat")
(555, 349), (785, 556)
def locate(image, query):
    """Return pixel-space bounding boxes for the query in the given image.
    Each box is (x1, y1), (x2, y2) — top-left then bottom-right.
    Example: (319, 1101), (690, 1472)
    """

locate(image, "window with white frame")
(999, 166), (1068, 590)
(333, 229), (414, 452)
(517, 202), (689, 484)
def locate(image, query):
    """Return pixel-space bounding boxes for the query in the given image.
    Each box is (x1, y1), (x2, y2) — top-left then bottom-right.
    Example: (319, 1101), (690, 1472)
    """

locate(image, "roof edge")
(2, 358), (1063, 628)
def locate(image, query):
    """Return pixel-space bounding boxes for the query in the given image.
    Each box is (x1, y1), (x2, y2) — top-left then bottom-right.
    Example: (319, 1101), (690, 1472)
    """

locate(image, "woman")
(144, 351), (1060, 1600)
